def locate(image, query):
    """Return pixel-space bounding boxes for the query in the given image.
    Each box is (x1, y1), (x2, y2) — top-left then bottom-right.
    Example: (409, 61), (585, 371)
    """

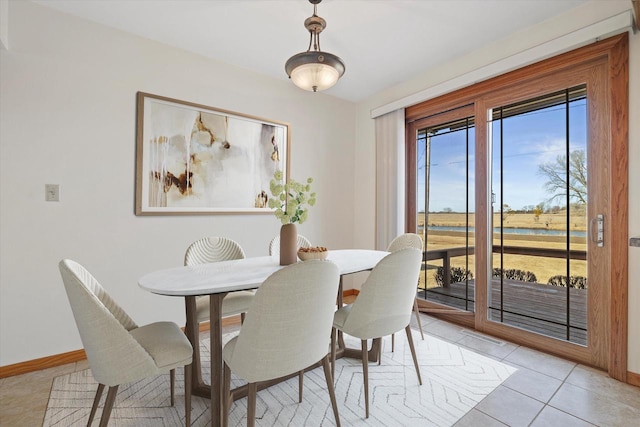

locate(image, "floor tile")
(422, 319), (467, 342)
(549, 382), (640, 426)
(565, 364), (640, 409)
(417, 313), (439, 326)
(456, 333), (519, 360)
(504, 346), (576, 380)
(454, 408), (507, 426)
(475, 385), (544, 427)
(501, 365), (563, 403)
(0, 368), (53, 427)
(74, 359), (90, 372)
(0, 410), (47, 427)
(530, 406), (596, 427)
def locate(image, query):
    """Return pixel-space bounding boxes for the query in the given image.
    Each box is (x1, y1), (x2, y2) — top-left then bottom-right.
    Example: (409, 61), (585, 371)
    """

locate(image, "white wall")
(0, 1), (356, 366)
(0, 0), (8, 50)
(353, 0), (640, 374)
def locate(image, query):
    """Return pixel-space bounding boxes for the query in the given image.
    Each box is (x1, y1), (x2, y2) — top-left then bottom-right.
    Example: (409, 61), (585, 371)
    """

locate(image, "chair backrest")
(341, 248), (422, 340)
(59, 259), (158, 386)
(184, 237), (245, 266)
(387, 233), (422, 252)
(224, 260), (340, 383)
(268, 234), (311, 256)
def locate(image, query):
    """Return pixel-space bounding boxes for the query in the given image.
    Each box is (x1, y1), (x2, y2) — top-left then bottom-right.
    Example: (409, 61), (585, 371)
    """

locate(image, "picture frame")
(135, 92), (289, 215)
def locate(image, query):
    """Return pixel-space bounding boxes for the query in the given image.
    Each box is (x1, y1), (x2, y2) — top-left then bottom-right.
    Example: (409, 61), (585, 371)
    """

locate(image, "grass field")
(418, 212), (587, 291)
(419, 211), (587, 232)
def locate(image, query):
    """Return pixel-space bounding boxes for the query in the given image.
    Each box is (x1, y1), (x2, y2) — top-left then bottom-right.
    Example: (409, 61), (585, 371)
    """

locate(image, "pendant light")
(285, 0), (345, 92)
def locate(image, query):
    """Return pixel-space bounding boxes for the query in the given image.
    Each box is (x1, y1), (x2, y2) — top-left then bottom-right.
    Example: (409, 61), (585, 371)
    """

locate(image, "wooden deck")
(421, 279), (588, 345)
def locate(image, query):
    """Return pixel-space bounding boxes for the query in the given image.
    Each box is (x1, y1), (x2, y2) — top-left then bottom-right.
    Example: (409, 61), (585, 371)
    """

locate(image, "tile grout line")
(535, 363), (598, 426)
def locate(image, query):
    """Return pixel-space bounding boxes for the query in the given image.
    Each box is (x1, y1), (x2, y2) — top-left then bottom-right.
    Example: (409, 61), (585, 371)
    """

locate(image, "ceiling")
(33, 0), (590, 102)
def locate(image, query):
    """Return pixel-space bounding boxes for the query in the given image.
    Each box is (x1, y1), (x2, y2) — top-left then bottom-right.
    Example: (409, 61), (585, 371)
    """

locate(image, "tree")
(533, 205), (543, 221)
(538, 150), (587, 205)
(501, 203), (513, 221)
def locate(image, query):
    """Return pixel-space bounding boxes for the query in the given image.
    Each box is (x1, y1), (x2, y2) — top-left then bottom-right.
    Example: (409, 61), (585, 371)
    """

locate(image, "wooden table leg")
(342, 338), (380, 362)
(210, 293), (225, 427)
(185, 296), (213, 397)
(184, 296), (207, 395)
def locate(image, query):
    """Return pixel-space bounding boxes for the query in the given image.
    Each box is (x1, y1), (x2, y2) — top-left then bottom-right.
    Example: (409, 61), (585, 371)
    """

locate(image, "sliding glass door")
(405, 35), (628, 375)
(489, 86), (588, 345)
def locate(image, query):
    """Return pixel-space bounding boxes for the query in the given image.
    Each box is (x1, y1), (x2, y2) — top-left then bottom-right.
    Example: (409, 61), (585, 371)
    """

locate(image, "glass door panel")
(489, 86), (588, 345)
(417, 117), (475, 311)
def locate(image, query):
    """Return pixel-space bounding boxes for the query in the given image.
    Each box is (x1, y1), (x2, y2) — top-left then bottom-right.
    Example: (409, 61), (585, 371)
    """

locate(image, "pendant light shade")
(285, 0), (345, 92)
(286, 52), (345, 92)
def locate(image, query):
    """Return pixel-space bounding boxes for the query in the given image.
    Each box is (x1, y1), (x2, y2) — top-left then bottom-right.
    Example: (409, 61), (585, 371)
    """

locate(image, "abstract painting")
(135, 92), (289, 215)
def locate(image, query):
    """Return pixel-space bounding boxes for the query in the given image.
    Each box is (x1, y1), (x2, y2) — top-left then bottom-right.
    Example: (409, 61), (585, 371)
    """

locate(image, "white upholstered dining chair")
(184, 237), (255, 384)
(268, 234), (311, 257)
(387, 233), (425, 351)
(222, 260), (341, 427)
(330, 248), (423, 418)
(59, 259), (193, 427)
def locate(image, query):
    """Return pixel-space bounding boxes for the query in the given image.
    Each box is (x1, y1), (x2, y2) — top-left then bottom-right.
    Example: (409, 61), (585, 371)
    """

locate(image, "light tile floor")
(1, 315), (639, 426)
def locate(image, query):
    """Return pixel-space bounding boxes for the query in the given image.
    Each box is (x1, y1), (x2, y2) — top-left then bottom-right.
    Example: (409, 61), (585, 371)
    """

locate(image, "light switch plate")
(45, 184), (59, 202)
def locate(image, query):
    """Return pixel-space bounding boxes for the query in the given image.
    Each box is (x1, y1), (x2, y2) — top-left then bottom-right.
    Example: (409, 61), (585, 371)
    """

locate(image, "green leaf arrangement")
(268, 170), (316, 225)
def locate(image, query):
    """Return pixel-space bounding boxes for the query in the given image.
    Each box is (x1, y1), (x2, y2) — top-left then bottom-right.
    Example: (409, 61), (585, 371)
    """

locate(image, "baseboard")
(0, 349), (87, 379)
(628, 370), (640, 387)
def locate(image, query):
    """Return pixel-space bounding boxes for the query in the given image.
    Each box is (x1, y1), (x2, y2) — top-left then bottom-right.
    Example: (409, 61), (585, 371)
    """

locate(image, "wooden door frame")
(405, 33), (628, 381)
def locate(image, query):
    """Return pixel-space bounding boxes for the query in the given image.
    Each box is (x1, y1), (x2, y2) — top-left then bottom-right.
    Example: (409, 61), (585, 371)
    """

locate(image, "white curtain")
(375, 109), (405, 250)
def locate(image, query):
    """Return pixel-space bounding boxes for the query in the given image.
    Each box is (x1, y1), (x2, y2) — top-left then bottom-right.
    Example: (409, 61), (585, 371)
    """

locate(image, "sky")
(417, 98), (587, 213)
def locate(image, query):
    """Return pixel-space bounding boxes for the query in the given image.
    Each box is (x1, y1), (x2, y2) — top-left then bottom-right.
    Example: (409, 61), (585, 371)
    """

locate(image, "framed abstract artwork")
(135, 92), (289, 215)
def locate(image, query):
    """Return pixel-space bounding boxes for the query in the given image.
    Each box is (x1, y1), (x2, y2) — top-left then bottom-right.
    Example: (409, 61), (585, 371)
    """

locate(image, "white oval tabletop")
(138, 249), (389, 296)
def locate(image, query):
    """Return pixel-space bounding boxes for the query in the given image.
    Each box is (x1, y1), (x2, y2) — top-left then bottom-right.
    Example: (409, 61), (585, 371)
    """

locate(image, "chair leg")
(98, 385), (118, 427)
(413, 297), (425, 340)
(361, 339), (369, 418)
(298, 371), (304, 403)
(391, 333), (395, 352)
(241, 312), (246, 324)
(87, 383), (104, 426)
(185, 365), (192, 427)
(330, 327), (337, 381)
(405, 325), (422, 385)
(170, 368), (175, 406)
(378, 340), (382, 365)
(223, 363), (231, 427)
(321, 355), (341, 427)
(247, 382), (257, 427)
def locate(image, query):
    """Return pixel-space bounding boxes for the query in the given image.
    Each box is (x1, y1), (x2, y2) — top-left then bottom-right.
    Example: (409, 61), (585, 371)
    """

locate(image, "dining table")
(138, 248), (389, 427)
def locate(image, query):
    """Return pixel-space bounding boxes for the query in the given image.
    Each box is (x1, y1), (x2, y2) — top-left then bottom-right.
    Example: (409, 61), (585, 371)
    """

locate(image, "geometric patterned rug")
(44, 330), (515, 426)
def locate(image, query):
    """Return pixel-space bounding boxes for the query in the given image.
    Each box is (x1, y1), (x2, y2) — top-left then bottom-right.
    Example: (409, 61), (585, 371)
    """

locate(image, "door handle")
(589, 214), (604, 247)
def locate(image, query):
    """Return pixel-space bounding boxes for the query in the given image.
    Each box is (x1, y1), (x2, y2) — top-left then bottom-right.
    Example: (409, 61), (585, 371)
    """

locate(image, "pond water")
(423, 225), (587, 238)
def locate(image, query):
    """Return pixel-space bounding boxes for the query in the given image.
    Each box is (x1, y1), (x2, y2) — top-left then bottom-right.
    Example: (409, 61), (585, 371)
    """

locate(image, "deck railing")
(421, 245), (588, 344)
(425, 245), (586, 288)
